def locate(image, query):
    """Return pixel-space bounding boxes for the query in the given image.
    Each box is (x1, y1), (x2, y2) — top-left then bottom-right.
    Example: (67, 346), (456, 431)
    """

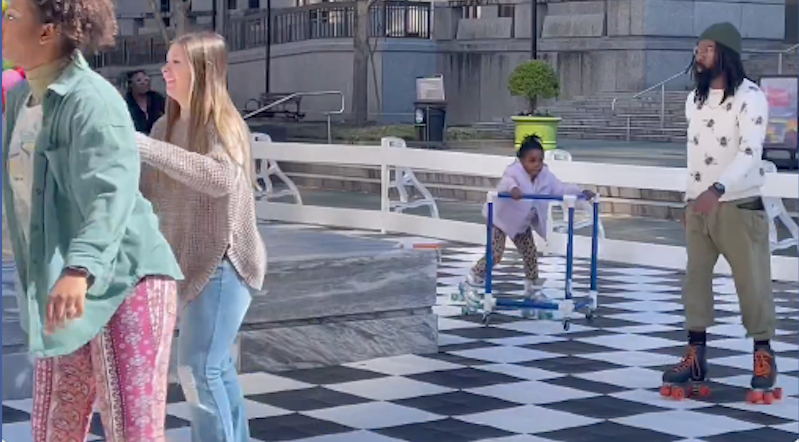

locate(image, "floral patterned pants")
(31, 276), (178, 442)
(472, 226), (539, 281)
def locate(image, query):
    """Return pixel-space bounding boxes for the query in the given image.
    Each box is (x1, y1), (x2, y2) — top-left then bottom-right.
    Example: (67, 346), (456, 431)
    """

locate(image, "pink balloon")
(3, 69), (25, 91)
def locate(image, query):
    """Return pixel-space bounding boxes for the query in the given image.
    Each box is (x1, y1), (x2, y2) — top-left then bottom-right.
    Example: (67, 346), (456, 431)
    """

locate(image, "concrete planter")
(511, 115), (562, 150)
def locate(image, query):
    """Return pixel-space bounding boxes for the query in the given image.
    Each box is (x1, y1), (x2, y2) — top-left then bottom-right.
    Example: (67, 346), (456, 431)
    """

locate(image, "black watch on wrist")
(64, 266), (93, 284)
(710, 182), (726, 197)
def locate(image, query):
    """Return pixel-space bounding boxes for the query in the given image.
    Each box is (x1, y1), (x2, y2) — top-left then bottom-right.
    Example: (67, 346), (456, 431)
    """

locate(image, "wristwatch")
(64, 266), (93, 285)
(710, 182), (726, 197)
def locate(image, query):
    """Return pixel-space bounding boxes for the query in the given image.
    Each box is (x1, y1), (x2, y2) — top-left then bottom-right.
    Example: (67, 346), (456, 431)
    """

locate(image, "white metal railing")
(748, 43), (799, 76)
(242, 91), (345, 143)
(610, 44), (799, 142)
(251, 140), (799, 282)
(611, 70), (688, 142)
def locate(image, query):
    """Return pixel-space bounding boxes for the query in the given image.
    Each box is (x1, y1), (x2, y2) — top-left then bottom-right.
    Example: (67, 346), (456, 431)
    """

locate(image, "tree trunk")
(175, 0), (193, 36)
(145, 0), (171, 44)
(351, 0), (370, 124)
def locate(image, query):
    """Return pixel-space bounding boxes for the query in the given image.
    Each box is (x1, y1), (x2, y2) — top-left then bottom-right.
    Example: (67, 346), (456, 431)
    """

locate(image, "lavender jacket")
(484, 160), (582, 239)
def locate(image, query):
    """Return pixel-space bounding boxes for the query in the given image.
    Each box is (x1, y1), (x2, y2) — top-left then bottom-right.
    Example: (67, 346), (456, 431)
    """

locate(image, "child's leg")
(511, 228), (539, 282)
(471, 226), (508, 280)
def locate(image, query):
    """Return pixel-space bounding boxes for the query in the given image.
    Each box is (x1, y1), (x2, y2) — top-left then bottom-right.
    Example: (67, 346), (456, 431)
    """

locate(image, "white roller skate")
(522, 278), (553, 320)
(454, 272), (485, 314)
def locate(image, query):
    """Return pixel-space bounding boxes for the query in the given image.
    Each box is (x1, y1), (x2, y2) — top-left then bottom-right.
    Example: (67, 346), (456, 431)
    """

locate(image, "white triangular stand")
(382, 137), (440, 218)
(763, 160), (798, 252)
(252, 132), (303, 205)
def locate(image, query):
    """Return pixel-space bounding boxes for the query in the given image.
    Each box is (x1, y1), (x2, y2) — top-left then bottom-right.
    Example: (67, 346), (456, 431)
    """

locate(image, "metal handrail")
(611, 69), (688, 142)
(610, 43), (798, 142)
(243, 91), (345, 144)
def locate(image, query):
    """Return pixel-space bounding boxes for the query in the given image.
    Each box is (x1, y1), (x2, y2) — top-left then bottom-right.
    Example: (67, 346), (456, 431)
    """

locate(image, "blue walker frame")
(480, 192), (601, 330)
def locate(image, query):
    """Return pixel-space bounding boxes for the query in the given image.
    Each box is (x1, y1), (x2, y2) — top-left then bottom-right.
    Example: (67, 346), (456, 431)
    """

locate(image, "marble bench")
(238, 226), (439, 372)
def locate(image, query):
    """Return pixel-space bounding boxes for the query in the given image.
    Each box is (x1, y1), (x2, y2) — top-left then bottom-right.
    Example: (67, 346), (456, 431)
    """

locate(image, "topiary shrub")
(508, 60), (559, 116)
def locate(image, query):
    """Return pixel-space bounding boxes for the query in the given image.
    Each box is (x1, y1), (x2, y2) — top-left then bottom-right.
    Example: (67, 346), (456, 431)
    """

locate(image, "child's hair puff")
(517, 134), (544, 159)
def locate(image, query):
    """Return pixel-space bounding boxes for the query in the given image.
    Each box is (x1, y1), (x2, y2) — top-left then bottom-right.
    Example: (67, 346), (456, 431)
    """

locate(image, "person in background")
(660, 22), (779, 404)
(125, 69), (166, 134)
(2, 0), (183, 440)
(136, 31), (267, 442)
(460, 134), (594, 302)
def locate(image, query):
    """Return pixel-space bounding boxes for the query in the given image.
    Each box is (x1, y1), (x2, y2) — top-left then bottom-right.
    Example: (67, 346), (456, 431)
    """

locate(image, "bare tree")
(145, 0), (171, 43)
(351, 0), (372, 124)
(145, 0), (193, 43)
(174, 0), (193, 36)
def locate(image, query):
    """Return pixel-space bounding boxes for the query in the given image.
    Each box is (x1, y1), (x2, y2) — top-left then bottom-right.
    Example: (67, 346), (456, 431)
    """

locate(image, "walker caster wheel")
(585, 309), (595, 323)
(451, 292), (463, 302)
(562, 319), (571, 331)
(481, 314), (491, 326)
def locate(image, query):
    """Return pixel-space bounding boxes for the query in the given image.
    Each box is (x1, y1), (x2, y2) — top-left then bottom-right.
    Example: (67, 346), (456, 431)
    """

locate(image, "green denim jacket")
(2, 53), (183, 358)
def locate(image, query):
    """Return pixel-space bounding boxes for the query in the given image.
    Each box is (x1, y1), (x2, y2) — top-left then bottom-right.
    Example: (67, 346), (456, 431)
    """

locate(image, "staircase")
(542, 90), (690, 143)
(471, 90), (691, 143)
(473, 46), (798, 144)
(745, 47), (799, 79)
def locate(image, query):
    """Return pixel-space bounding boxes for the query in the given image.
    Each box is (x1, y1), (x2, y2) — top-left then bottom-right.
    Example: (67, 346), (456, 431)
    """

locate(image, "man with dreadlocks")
(659, 22), (780, 404)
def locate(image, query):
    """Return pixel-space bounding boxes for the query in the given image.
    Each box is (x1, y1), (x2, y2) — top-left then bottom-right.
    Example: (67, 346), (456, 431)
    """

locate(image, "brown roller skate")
(660, 344), (711, 400)
(746, 345), (783, 405)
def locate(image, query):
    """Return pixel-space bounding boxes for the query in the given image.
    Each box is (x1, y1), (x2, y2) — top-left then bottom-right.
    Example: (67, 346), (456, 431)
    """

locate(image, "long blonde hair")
(164, 32), (254, 185)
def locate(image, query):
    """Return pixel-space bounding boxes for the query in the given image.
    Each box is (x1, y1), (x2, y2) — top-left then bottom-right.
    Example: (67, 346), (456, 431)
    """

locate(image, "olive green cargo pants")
(683, 197), (775, 341)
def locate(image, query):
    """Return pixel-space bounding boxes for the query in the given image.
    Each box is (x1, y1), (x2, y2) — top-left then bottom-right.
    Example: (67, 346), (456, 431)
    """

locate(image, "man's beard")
(694, 63), (721, 93)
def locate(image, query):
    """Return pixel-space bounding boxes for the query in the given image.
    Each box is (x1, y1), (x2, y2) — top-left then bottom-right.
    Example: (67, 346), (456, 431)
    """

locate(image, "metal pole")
(530, 0), (538, 59)
(212, 0), (217, 31)
(265, 0), (272, 94)
(778, 53), (783, 75)
(660, 83), (665, 128)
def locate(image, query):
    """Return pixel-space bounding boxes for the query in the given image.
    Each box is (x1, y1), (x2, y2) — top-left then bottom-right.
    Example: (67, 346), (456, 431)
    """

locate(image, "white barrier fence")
(252, 140), (799, 282)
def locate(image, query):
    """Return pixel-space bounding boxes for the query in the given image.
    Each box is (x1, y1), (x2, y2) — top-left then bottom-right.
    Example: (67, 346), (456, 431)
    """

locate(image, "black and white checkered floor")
(3, 225), (798, 441)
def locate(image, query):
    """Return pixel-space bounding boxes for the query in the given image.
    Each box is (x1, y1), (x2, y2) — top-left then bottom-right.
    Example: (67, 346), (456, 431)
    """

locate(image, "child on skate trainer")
(460, 135), (595, 302)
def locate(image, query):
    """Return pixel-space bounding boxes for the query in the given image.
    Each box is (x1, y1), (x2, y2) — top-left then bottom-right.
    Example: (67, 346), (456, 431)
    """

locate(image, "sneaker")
(524, 278), (547, 296)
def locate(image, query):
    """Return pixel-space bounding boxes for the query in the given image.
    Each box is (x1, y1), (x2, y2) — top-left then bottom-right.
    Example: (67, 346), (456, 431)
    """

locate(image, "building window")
(227, 0), (237, 9)
(462, 5), (481, 19)
(249, 0), (261, 8)
(498, 4), (514, 18)
(160, 0), (169, 12)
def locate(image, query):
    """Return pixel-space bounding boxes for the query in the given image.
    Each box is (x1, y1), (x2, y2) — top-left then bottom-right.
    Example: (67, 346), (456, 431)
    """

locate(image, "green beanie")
(699, 22), (742, 54)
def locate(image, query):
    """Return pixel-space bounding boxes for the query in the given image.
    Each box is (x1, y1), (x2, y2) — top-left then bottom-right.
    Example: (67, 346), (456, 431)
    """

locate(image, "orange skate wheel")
(671, 387), (686, 400)
(747, 390), (764, 404)
(774, 388), (783, 400)
(697, 385), (711, 397)
(763, 391), (774, 404)
(660, 385), (672, 397)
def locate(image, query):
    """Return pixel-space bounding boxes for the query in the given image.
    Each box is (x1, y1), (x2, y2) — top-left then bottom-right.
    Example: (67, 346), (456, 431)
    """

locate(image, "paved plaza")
(2, 223), (797, 442)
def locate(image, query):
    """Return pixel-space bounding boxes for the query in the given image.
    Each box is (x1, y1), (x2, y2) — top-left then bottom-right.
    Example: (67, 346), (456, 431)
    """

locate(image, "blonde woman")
(135, 32), (267, 442)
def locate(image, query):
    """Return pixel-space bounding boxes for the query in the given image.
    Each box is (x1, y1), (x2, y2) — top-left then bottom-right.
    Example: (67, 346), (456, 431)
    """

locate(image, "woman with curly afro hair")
(2, 0), (184, 440)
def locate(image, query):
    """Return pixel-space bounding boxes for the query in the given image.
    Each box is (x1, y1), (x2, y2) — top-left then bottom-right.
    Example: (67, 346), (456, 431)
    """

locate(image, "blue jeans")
(177, 260), (251, 442)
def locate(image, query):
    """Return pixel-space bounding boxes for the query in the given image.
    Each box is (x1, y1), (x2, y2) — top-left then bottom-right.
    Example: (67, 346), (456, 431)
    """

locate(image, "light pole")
(530, 0), (537, 59)
(265, 0), (272, 93)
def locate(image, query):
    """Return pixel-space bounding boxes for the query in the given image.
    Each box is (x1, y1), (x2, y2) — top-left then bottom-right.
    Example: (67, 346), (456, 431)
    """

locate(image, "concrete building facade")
(107, 0), (797, 125)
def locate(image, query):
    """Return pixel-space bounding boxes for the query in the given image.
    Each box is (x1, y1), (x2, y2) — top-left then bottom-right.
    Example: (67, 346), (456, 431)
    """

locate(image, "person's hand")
(510, 187), (523, 200)
(581, 189), (596, 200)
(692, 189), (721, 215)
(46, 273), (88, 334)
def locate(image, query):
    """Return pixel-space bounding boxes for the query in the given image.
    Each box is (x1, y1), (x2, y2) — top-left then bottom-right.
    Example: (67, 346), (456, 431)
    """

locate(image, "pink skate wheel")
(659, 385), (672, 397)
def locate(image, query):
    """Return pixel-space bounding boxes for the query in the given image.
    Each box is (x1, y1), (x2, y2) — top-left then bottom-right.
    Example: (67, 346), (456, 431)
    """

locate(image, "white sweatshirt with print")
(685, 78), (770, 202)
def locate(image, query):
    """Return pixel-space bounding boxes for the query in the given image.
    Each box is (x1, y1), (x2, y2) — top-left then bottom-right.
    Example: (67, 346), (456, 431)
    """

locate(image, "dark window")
(498, 4), (514, 18)
(249, 0), (261, 9)
(160, 0), (169, 12)
(227, 0), (237, 10)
